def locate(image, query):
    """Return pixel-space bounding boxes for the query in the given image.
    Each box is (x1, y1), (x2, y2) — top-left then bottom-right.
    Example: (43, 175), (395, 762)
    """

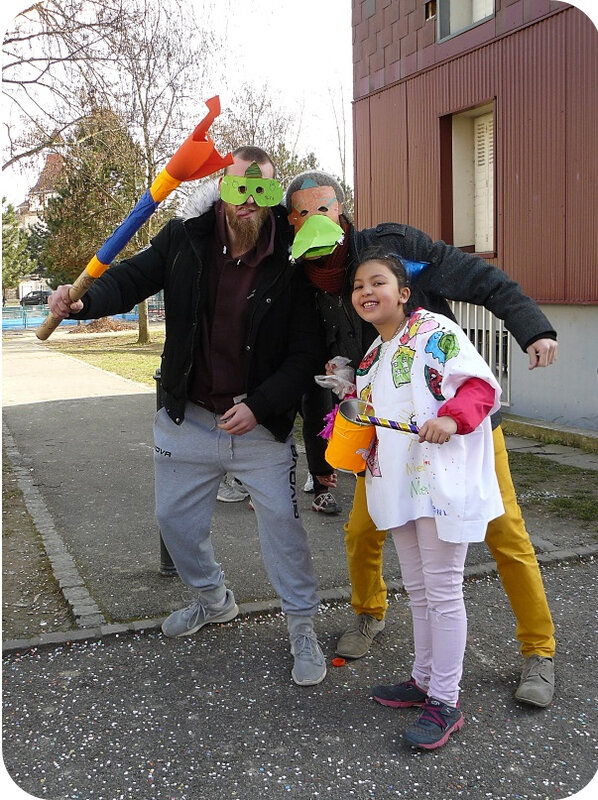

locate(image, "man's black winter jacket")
(72, 204), (324, 441)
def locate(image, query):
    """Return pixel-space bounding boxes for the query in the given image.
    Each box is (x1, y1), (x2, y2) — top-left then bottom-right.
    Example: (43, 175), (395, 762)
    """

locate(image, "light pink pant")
(391, 517), (468, 706)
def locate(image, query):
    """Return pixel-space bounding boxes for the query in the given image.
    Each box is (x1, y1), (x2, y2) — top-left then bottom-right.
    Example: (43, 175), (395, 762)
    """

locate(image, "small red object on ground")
(332, 657), (346, 667)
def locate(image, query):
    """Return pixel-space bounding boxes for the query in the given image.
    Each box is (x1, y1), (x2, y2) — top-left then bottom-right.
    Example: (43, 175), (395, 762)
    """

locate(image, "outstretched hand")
(526, 338), (558, 370)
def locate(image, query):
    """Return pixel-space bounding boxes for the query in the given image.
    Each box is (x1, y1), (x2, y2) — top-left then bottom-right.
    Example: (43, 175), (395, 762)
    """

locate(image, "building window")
(438, 0), (494, 39)
(441, 102), (495, 255)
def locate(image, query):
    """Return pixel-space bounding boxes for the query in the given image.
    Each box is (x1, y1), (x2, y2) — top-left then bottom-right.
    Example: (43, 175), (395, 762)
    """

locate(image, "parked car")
(19, 290), (51, 306)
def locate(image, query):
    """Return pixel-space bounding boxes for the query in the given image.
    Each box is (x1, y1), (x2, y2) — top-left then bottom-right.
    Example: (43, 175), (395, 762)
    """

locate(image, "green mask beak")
(291, 214), (344, 260)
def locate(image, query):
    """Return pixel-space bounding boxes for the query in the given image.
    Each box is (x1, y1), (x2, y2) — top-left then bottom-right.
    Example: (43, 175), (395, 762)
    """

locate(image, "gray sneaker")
(336, 614), (385, 659)
(515, 655), (555, 707)
(217, 477), (249, 503)
(289, 624), (327, 686)
(161, 589), (239, 637)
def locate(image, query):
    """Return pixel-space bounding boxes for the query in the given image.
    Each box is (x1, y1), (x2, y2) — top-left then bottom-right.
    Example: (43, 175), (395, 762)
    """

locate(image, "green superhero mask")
(219, 161), (283, 207)
(291, 214), (344, 260)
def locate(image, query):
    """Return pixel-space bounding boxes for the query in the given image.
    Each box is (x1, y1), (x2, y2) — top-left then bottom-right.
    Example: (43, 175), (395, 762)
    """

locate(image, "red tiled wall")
(353, 0), (571, 99)
(351, 3), (598, 304)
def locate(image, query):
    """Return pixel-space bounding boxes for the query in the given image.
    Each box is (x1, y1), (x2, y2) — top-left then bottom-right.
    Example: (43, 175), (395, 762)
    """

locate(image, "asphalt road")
(2, 559), (598, 800)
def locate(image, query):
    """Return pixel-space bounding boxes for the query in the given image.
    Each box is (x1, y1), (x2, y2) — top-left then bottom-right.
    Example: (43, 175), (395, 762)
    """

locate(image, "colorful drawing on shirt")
(364, 435), (381, 477)
(405, 453), (431, 496)
(391, 344), (415, 388)
(432, 504), (449, 517)
(409, 476), (431, 498)
(359, 384), (373, 403)
(424, 365), (445, 401)
(424, 330), (460, 364)
(357, 344), (382, 376)
(399, 310), (439, 346)
(406, 457), (429, 477)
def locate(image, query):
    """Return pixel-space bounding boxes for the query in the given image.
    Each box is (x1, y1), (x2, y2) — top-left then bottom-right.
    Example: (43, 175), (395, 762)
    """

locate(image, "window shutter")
(474, 112), (494, 252)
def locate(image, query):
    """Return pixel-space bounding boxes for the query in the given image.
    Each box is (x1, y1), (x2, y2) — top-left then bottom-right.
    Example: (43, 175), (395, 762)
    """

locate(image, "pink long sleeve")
(437, 377), (497, 434)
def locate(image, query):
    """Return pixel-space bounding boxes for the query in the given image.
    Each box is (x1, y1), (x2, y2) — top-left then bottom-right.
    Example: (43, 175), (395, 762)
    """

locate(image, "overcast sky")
(210, 0), (353, 177)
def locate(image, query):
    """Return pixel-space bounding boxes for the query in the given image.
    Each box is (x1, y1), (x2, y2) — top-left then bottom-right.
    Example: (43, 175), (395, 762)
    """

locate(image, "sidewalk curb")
(502, 413), (598, 453)
(3, 548), (597, 655)
(3, 421), (108, 630)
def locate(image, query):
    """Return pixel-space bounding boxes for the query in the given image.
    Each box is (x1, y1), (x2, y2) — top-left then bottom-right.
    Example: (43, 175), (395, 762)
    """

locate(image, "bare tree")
(94, 0), (219, 343)
(211, 83), (319, 188)
(2, 0), (132, 170)
(328, 86), (348, 187)
(3, 0), (221, 343)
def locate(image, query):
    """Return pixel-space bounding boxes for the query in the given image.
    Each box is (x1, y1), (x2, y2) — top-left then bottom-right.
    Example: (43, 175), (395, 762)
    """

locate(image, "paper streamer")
(355, 413), (419, 434)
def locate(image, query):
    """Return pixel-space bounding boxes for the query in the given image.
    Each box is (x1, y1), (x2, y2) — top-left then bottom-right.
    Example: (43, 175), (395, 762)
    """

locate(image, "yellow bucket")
(325, 398), (375, 473)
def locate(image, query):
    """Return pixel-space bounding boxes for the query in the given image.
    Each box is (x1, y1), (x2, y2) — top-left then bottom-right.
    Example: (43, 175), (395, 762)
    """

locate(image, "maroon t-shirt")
(189, 202), (274, 413)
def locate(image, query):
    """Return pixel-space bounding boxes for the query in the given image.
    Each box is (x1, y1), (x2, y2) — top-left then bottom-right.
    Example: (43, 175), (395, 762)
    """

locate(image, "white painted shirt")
(356, 308), (504, 543)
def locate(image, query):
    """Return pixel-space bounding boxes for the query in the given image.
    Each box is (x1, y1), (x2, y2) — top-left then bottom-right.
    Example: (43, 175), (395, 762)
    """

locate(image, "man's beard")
(224, 204), (269, 253)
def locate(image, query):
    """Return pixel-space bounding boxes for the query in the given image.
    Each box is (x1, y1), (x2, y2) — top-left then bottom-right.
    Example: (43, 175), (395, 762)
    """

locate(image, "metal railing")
(2, 304), (53, 330)
(2, 292), (165, 331)
(449, 301), (511, 405)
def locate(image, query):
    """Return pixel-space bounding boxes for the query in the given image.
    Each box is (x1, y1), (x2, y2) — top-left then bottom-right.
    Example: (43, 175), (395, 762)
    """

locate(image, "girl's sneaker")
(403, 697), (464, 749)
(371, 677), (428, 708)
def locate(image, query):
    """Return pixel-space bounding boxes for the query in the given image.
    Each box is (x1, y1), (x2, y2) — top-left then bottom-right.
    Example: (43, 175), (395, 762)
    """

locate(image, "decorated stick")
(356, 414), (419, 434)
(36, 96), (233, 341)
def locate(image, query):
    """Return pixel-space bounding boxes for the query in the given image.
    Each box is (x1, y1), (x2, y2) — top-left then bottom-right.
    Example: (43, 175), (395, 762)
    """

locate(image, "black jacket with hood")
(71, 192), (324, 441)
(315, 218), (557, 371)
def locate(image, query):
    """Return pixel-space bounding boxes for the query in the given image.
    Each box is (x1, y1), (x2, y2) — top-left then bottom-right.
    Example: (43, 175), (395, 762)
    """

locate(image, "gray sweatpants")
(154, 403), (319, 617)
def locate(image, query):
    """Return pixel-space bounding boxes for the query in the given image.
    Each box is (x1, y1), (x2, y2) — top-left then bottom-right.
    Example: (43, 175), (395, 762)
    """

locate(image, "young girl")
(351, 250), (504, 750)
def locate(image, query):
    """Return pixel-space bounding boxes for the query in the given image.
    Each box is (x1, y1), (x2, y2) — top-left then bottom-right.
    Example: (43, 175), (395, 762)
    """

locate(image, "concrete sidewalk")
(2, 329), (362, 640)
(2, 328), (154, 407)
(3, 328), (598, 651)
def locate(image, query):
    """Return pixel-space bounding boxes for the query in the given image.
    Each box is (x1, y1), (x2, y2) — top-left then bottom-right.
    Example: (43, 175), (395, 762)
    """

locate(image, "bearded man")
(47, 147), (328, 687)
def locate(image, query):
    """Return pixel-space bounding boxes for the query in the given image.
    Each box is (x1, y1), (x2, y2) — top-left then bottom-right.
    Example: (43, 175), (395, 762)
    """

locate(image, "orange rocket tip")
(191, 96), (221, 141)
(165, 96), (233, 182)
(186, 146), (234, 180)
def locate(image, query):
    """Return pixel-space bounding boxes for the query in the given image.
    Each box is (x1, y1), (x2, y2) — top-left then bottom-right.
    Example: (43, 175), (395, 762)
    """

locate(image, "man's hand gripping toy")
(37, 96), (233, 341)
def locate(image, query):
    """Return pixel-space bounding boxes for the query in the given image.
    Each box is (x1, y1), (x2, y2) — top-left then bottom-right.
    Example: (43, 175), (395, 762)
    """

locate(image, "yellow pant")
(343, 426), (556, 657)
